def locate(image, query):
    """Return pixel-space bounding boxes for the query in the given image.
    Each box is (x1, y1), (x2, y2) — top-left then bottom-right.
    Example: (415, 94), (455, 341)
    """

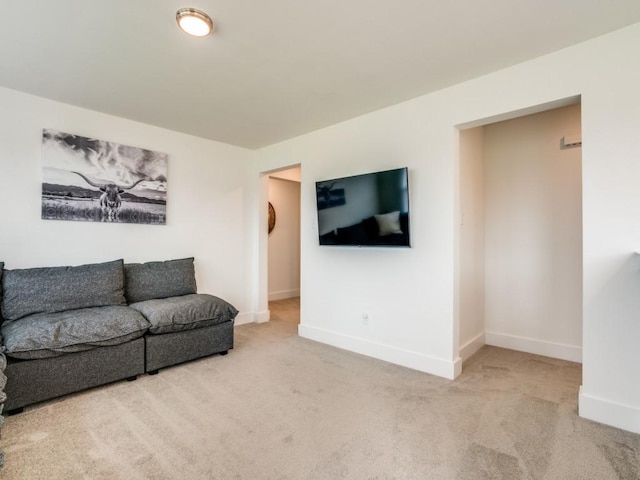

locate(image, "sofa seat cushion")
(1, 306), (150, 360)
(130, 294), (238, 335)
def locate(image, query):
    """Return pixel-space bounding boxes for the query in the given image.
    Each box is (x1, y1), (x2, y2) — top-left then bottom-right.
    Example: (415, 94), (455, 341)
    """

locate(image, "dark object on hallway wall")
(268, 202), (276, 234)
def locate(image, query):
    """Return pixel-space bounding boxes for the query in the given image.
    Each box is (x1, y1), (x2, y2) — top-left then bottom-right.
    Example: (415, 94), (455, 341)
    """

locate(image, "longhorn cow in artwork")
(71, 171), (147, 222)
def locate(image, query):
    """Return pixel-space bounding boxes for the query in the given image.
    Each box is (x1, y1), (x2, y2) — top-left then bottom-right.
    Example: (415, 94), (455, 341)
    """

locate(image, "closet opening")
(457, 98), (583, 367)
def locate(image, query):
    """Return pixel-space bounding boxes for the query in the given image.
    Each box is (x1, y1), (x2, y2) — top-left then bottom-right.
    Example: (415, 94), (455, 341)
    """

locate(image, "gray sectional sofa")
(0, 257), (237, 416)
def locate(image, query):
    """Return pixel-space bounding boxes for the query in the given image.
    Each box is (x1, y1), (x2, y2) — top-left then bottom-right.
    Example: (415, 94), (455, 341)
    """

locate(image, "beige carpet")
(1, 297), (638, 479)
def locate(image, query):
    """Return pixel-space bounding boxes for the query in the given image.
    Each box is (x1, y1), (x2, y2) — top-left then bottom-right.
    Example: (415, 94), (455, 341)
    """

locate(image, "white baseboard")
(485, 331), (582, 363)
(459, 332), (486, 362)
(254, 310), (270, 323)
(453, 356), (463, 378)
(234, 310), (270, 325)
(579, 386), (640, 434)
(298, 324), (458, 379)
(234, 312), (254, 326)
(268, 289), (300, 301)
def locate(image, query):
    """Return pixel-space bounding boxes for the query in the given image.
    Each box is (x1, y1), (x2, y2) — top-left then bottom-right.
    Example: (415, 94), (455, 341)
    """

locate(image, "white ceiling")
(2, 1), (640, 149)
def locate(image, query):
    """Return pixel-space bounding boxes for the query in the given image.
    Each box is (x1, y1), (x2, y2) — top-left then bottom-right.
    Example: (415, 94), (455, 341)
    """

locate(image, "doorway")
(267, 166), (301, 325)
(458, 101), (583, 364)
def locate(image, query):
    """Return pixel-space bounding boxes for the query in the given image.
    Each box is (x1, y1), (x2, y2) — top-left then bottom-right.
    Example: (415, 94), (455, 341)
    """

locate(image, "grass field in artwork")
(41, 196), (166, 224)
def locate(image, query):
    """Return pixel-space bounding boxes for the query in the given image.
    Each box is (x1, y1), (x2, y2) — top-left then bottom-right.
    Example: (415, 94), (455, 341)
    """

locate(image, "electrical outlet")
(362, 313), (369, 325)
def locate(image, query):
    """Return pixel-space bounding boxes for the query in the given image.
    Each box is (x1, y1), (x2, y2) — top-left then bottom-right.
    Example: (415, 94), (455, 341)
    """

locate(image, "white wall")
(256, 23), (640, 433)
(458, 127), (485, 361)
(483, 104), (583, 362)
(268, 176), (301, 300)
(259, 103), (465, 380)
(0, 86), (256, 323)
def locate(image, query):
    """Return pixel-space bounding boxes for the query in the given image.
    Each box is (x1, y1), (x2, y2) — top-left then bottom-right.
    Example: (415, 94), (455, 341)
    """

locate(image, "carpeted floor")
(1, 297), (638, 479)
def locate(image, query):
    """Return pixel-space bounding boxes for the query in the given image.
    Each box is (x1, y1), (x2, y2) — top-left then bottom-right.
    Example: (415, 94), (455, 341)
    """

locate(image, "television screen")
(316, 167), (410, 247)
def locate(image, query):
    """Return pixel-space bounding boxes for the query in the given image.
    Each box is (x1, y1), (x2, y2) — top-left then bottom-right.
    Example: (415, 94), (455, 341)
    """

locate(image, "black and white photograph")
(41, 129), (168, 224)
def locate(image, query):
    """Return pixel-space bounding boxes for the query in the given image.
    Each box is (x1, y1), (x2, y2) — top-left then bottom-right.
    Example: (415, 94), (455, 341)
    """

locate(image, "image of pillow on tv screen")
(374, 211), (403, 236)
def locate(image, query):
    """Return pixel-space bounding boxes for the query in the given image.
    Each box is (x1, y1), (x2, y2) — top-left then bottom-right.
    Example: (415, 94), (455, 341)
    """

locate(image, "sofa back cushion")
(1, 259), (126, 322)
(124, 258), (197, 304)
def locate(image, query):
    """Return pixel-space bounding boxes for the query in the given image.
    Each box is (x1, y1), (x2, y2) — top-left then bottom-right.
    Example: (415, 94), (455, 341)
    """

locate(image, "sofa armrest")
(0, 334), (6, 467)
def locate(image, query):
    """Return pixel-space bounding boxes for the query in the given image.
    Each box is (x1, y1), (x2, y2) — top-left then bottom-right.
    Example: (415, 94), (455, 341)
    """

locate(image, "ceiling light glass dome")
(176, 8), (214, 37)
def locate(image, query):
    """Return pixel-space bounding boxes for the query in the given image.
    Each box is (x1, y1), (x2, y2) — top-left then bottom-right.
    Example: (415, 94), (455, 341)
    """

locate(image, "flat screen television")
(316, 167), (410, 247)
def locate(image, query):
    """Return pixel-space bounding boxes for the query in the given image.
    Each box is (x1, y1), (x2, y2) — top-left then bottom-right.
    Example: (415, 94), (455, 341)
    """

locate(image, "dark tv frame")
(315, 167), (411, 248)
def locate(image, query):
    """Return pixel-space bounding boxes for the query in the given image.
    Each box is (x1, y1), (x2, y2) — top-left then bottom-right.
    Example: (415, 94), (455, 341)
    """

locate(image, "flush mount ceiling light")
(176, 8), (214, 37)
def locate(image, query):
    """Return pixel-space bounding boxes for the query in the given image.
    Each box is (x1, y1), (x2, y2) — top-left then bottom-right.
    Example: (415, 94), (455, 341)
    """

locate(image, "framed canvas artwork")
(41, 129), (168, 224)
